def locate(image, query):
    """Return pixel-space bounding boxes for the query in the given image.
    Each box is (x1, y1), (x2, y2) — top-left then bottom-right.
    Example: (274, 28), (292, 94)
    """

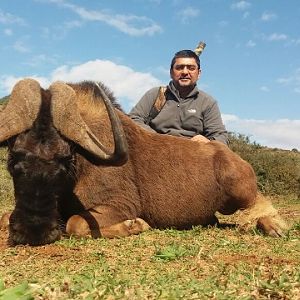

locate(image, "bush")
(229, 133), (300, 198)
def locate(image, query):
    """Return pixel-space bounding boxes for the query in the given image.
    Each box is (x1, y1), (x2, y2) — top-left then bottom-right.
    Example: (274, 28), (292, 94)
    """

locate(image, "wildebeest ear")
(50, 81), (128, 165)
(0, 78), (42, 143)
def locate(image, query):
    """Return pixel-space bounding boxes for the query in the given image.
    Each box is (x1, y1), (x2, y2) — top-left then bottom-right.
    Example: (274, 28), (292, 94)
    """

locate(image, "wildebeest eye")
(13, 162), (25, 175)
(8, 152), (27, 176)
(10, 150), (27, 162)
(54, 154), (73, 162)
(54, 154), (75, 172)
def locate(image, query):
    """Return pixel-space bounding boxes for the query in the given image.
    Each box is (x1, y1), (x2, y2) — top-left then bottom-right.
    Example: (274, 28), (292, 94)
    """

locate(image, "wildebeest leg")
(66, 206), (150, 238)
(216, 156), (287, 237)
(0, 212), (11, 230)
(236, 193), (288, 237)
(220, 191), (287, 237)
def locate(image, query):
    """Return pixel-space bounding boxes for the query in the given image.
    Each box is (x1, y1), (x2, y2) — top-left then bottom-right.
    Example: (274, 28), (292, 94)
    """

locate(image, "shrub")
(229, 133), (300, 198)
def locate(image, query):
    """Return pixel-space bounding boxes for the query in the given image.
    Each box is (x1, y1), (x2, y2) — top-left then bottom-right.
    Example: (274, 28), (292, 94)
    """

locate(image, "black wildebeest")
(0, 78), (287, 246)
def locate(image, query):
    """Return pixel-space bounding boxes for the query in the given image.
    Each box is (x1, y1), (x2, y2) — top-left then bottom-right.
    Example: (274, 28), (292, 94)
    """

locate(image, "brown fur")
(65, 84), (287, 237)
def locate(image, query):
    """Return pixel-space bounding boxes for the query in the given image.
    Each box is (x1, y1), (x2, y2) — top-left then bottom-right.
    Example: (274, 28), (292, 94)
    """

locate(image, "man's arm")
(129, 87), (160, 132)
(202, 100), (228, 145)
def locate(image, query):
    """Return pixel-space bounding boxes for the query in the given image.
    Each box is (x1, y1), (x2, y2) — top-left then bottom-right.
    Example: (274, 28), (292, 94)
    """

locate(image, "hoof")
(100, 218), (151, 238)
(123, 218), (151, 234)
(257, 216), (287, 237)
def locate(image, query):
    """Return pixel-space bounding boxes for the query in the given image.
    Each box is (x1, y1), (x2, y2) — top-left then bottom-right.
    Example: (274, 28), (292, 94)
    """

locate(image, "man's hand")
(191, 135), (210, 144)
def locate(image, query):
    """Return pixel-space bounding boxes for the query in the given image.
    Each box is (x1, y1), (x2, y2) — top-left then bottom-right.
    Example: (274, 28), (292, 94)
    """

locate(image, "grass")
(0, 226), (299, 299)
(0, 148), (299, 299)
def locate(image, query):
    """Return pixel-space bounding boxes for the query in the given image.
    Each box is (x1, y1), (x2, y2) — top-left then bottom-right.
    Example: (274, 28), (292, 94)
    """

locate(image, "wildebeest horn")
(0, 78), (42, 143)
(50, 81), (128, 165)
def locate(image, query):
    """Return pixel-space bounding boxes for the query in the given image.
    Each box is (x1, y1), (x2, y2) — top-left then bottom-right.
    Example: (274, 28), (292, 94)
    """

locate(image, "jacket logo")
(187, 108), (196, 113)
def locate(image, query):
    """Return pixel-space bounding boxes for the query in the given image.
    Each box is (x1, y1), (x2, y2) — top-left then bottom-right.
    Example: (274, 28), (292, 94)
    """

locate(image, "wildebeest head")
(0, 78), (128, 245)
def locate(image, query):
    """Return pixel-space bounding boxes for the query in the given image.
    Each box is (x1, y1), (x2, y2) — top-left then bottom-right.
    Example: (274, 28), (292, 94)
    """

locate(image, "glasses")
(173, 64), (199, 71)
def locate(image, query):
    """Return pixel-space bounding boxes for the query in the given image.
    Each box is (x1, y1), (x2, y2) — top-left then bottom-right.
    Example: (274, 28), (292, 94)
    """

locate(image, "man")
(129, 49), (228, 145)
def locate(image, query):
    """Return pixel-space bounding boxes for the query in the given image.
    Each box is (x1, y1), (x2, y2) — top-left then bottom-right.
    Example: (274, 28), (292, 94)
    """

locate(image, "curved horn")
(50, 81), (128, 165)
(0, 78), (42, 143)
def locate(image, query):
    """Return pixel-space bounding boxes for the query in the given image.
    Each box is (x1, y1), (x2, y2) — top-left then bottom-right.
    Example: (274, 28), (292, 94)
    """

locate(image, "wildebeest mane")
(68, 81), (124, 112)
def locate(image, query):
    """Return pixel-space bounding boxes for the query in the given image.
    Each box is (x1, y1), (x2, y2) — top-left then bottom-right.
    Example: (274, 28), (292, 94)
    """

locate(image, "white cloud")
(3, 28), (13, 36)
(260, 86), (269, 92)
(277, 68), (300, 94)
(0, 75), (50, 95)
(231, 1), (251, 11)
(242, 11), (250, 19)
(149, 0), (162, 3)
(222, 114), (239, 122)
(46, 0), (162, 36)
(41, 20), (83, 40)
(49, 60), (162, 107)
(261, 12), (277, 22)
(64, 20), (82, 29)
(267, 33), (288, 41)
(223, 114), (300, 150)
(218, 20), (228, 27)
(13, 40), (30, 53)
(291, 38), (300, 45)
(246, 40), (256, 47)
(294, 87), (300, 93)
(177, 7), (200, 23)
(0, 10), (26, 25)
(24, 54), (58, 67)
(0, 59), (162, 110)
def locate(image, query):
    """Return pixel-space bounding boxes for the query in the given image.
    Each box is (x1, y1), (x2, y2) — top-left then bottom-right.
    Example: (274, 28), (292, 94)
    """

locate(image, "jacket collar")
(168, 81), (199, 101)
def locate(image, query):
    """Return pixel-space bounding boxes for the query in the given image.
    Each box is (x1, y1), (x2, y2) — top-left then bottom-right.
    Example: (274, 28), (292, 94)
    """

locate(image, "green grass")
(0, 280), (33, 300)
(1, 223), (299, 299)
(0, 148), (299, 299)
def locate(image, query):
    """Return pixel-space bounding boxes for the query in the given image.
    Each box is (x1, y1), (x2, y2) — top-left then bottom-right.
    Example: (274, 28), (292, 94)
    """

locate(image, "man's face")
(170, 57), (201, 89)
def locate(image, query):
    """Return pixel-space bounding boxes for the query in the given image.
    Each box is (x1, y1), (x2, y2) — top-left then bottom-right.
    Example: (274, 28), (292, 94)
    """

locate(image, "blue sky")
(0, 0), (299, 150)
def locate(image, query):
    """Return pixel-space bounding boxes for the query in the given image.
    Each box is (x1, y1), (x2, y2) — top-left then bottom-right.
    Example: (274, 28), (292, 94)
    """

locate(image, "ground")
(0, 149), (299, 299)
(0, 198), (299, 299)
